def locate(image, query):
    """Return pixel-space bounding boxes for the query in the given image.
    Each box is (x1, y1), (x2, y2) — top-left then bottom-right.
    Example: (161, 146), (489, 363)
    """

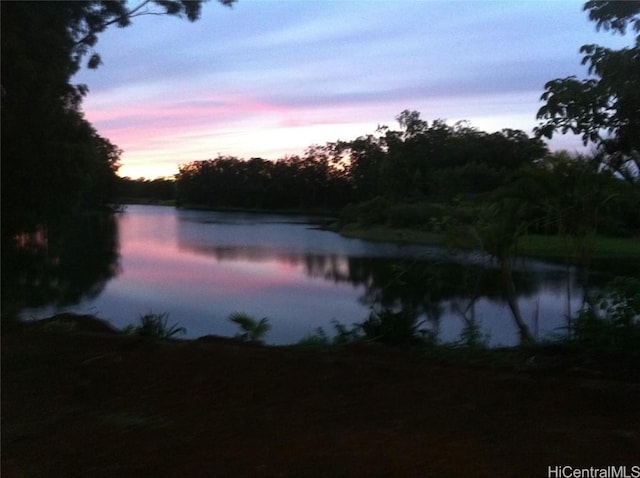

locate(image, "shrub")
(297, 327), (330, 347)
(339, 196), (391, 227)
(455, 321), (490, 349)
(571, 277), (640, 349)
(384, 203), (434, 228)
(357, 308), (436, 347)
(229, 312), (270, 343)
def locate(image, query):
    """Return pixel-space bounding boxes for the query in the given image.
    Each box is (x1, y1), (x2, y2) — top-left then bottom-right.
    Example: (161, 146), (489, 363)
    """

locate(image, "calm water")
(16, 205), (630, 345)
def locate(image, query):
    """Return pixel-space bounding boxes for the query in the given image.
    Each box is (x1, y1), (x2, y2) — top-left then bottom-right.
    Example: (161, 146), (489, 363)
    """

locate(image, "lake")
(14, 205), (631, 346)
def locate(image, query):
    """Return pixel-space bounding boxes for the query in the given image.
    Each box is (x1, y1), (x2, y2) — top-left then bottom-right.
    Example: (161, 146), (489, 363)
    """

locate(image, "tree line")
(175, 116), (548, 210)
(174, 112), (639, 238)
(176, 150), (351, 211)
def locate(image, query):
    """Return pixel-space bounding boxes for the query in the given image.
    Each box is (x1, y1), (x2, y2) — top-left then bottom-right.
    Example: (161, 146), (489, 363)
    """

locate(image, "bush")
(297, 327), (330, 347)
(339, 196), (391, 227)
(571, 277), (640, 349)
(455, 321), (490, 349)
(297, 321), (360, 347)
(384, 203), (440, 229)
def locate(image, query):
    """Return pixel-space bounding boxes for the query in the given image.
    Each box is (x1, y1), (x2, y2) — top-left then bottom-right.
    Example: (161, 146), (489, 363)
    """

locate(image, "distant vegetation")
(117, 177), (176, 205)
(173, 113), (639, 241)
(174, 116), (550, 213)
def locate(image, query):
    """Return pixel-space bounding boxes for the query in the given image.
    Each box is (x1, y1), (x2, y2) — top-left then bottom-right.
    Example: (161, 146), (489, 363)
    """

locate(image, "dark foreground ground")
(3, 315), (639, 478)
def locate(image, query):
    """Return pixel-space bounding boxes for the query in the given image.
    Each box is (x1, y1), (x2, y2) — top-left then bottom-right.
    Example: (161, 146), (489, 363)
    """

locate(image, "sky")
(73, 0), (630, 179)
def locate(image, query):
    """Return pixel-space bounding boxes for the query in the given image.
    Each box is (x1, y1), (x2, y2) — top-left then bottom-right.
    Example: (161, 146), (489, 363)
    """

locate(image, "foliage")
(296, 313), (435, 348)
(228, 312), (271, 343)
(1, 212), (120, 315)
(330, 320), (362, 345)
(176, 114), (548, 214)
(356, 308), (436, 347)
(299, 315), (492, 350)
(466, 197), (535, 344)
(297, 328), (331, 347)
(296, 320), (358, 347)
(518, 152), (628, 238)
(117, 177), (176, 203)
(1, 1), (121, 237)
(570, 277), (640, 349)
(536, 1), (640, 178)
(455, 321), (490, 349)
(339, 197), (392, 227)
(516, 234), (640, 260)
(123, 312), (186, 338)
(383, 203), (446, 229)
(65, 1), (236, 71)
(1, 0), (234, 241)
(176, 153), (352, 212)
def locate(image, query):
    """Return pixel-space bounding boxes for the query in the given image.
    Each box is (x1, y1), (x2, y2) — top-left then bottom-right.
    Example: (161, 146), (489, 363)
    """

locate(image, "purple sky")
(73, 0), (628, 179)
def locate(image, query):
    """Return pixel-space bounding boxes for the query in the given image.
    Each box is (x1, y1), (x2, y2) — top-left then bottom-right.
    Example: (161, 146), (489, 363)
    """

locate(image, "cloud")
(74, 0), (605, 178)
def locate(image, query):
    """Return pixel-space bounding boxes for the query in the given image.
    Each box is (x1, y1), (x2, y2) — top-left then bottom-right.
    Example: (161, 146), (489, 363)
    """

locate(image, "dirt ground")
(2, 315), (639, 478)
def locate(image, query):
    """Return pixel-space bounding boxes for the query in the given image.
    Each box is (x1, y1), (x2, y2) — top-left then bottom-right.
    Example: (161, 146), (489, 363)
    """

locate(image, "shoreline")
(336, 225), (640, 261)
(10, 313), (640, 381)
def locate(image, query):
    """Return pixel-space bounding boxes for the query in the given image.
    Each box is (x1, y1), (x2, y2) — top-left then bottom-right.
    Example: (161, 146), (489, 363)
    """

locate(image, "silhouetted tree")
(536, 1), (639, 181)
(117, 177), (176, 203)
(1, 0), (235, 240)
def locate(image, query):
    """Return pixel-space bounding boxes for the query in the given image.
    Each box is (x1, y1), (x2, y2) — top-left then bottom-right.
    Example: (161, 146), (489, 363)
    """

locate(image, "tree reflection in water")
(2, 212), (120, 316)
(302, 255), (552, 343)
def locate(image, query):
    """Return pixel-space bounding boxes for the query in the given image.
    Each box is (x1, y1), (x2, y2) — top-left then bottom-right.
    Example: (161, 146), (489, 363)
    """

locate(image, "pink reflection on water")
(121, 236), (304, 297)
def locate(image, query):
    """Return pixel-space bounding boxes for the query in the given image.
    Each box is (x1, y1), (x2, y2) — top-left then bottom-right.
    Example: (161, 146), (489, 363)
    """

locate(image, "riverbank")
(3, 316), (639, 477)
(338, 225), (640, 260)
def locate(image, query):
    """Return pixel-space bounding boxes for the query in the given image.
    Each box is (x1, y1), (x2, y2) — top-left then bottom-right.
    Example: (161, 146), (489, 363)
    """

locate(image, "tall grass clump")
(123, 312), (186, 339)
(296, 320), (360, 347)
(455, 321), (490, 349)
(357, 308), (437, 347)
(298, 311), (436, 348)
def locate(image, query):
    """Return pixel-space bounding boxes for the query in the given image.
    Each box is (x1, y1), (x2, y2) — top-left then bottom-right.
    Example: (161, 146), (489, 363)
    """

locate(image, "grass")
(338, 226), (640, 260)
(178, 203), (335, 217)
(516, 234), (640, 259)
(339, 226), (448, 246)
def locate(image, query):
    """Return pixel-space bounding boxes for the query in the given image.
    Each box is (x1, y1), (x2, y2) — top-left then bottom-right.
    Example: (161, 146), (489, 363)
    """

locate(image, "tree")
(1, 1), (235, 240)
(67, 0), (236, 70)
(535, 1), (640, 179)
(472, 198), (534, 344)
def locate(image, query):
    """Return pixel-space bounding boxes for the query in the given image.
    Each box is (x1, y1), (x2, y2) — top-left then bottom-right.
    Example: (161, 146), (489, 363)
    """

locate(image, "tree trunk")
(500, 257), (534, 344)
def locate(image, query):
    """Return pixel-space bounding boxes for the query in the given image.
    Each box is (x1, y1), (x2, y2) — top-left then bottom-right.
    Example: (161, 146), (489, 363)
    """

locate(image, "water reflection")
(2, 213), (120, 315)
(173, 207), (583, 344)
(10, 205), (634, 346)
